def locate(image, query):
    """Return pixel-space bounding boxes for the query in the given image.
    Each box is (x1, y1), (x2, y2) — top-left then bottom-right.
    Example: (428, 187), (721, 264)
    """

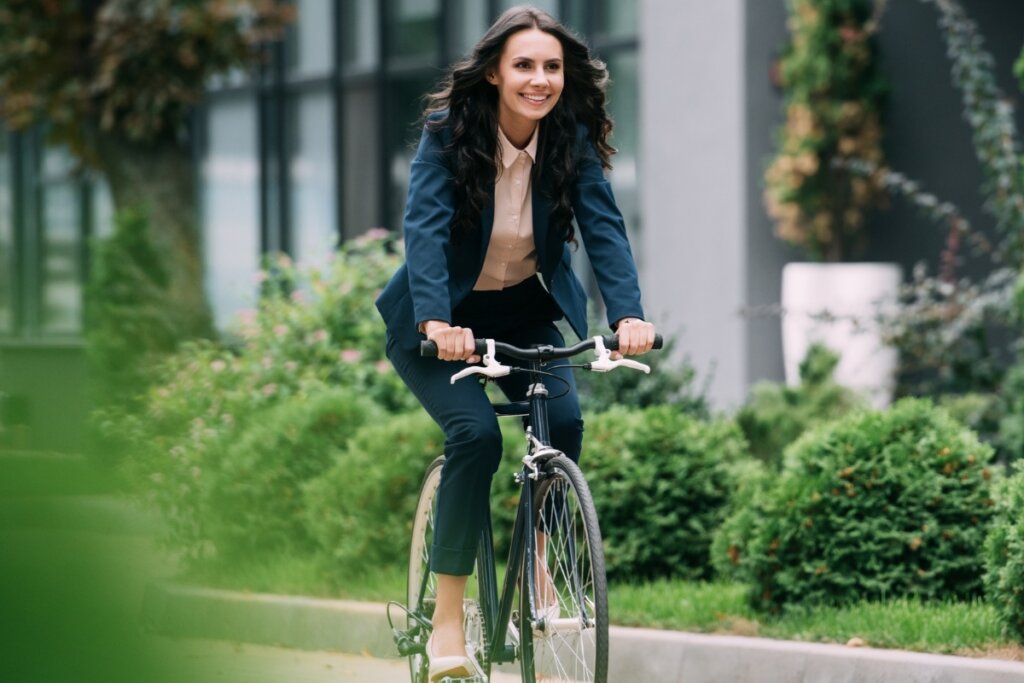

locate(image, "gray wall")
(642, 0), (1024, 409)
(641, 0), (748, 408)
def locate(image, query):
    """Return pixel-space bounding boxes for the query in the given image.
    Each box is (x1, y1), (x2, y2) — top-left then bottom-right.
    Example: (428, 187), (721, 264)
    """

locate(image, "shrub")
(763, 0), (888, 261)
(302, 412), (444, 575)
(103, 231), (416, 559)
(84, 207), (186, 412)
(583, 406), (752, 582)
(202, 387), (380, 560)
(716, 398), (997, 612)
(495, 406), (752, 582)
(737, 344), (862, 466)
(984, 462), (1024, 642)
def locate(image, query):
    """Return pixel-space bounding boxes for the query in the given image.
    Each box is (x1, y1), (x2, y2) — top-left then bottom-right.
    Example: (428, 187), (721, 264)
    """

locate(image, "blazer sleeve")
(403, 123), (456, 328)
(571, 134), (646, 329)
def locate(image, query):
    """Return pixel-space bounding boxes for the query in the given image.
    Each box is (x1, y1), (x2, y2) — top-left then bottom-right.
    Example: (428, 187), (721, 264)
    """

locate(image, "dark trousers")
(386, 277), (584, 576)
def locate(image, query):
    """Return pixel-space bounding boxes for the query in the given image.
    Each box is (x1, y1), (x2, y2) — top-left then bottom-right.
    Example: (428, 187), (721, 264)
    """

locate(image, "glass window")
(343, 84), (382, 239)
(449, 0), (488, 58)
(0, 135), (12, 332)
(288, 87), (337, 268)
(287, 0), (333, 77)
(388, 0), (440, 61)
(202, 94), (261, 331)
(604, 50), (641, 256)
(596, 0), (637, 38)
(499, 0), (558, 17)
(343, 0), (380, 71)
(388, 73), (437, 231)
(39, 147), (83, 335)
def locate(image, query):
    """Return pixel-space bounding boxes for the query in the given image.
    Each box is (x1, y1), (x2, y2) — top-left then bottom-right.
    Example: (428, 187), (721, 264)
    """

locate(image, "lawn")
(181, 553), (1023, 661)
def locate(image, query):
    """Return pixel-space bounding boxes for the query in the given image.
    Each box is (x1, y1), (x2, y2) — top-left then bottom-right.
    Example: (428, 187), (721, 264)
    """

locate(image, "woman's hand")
(613, 317), (656, 358)
(423, 320), (481, 364)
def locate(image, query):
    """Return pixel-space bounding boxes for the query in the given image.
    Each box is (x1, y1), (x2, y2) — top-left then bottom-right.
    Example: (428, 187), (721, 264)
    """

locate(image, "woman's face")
(487, 28), (564, 140)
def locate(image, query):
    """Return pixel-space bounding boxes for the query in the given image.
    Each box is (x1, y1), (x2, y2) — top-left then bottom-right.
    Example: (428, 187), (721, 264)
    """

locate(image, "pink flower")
(340, 349), (362, 363)
(310, 329), (329, 343)
(261, 383), (278, 397)
(290, 290), (306, 303)
(273, 324), (288, 338)
(210, 360), (227, 373)
(375, 360), (391, 374)
(237, 308), (257, 324)
(284, 361), (298, 372)
(365, 227), (390, 240)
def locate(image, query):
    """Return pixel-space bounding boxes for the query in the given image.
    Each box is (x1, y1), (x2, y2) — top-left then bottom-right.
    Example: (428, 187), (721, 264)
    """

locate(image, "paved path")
(149, 638), (520, 683)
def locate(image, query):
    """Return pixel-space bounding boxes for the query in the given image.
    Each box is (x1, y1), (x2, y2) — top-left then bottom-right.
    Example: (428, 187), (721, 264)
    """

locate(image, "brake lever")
(449, 339), (511, 384)
(587, 336), (651, 374)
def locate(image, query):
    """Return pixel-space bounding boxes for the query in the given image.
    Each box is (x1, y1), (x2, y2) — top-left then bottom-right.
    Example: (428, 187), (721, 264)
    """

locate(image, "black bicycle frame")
(476, 357), (553, 665)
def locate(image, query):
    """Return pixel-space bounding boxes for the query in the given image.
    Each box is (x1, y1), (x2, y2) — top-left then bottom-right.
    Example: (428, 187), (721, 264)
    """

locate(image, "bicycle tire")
(407, 455), (491, 682)
(519, 454), (609, 683)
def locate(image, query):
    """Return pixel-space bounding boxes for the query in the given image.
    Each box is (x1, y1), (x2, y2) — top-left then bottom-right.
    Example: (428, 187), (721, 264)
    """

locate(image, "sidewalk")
(143, 582), (1024, 683)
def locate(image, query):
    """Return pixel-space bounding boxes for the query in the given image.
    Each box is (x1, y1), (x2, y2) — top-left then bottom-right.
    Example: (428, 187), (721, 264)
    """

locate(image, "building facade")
(1, 0), (1023, 450)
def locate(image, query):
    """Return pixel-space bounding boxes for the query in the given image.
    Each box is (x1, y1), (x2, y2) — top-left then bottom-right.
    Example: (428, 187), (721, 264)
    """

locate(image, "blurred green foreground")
(0, 451), (253, 682)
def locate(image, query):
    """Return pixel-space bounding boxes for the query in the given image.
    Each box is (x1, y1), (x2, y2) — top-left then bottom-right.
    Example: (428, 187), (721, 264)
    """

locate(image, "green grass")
(177, 555), (1019, 657)
(609, 579), (1011, 655)
(180, 552), (404, 602)
(763, 598), (1006, 654)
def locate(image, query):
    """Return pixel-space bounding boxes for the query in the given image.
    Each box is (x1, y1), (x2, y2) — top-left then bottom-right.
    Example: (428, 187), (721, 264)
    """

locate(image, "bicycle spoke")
(526, 458), (607, 682)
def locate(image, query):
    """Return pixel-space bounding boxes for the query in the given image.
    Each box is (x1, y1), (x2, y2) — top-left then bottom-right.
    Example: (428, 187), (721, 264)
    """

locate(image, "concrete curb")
(142, 583), (1024, 683)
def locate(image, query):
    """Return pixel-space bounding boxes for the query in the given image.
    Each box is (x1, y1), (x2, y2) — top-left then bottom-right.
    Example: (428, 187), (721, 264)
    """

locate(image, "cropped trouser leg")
(386, 317), (583, 577)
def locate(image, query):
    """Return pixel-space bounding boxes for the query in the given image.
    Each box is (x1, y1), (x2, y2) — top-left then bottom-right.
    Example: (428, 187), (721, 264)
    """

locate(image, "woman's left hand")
(613, 318), (656, 358)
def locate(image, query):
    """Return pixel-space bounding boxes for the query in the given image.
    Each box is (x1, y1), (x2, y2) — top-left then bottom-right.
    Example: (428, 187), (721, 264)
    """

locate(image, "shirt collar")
(497, 124), (539, 169)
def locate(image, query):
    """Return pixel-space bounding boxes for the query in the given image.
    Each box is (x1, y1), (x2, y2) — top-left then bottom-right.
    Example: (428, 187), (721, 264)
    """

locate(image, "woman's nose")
(530, 68), (548, 85)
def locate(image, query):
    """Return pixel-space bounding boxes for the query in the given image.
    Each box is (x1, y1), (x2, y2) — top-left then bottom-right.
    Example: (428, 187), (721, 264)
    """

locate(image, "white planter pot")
(781, 262), (902, 409)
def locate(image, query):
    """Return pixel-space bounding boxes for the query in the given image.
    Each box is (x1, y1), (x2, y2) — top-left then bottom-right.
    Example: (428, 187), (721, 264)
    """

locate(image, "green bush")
(583, 406), (752, 582)
(493, 407), (751, 582)
(85, 207), (189, 408)
(203, 387), (380, 560)
(984, 461), (1024, 642)
(302, 412), (444, 575)
(716, 398), (997, 612)
(103, 231), (416, 559)
(737, 343), (862, 466)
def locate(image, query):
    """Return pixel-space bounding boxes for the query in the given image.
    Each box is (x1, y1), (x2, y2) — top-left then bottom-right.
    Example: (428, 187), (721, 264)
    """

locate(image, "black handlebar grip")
(600, 333), (664, 351)
(419, 340), (489, 357)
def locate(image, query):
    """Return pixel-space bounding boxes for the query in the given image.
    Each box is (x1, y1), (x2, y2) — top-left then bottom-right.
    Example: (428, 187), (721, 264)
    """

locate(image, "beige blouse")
(473, 125), (540, 291)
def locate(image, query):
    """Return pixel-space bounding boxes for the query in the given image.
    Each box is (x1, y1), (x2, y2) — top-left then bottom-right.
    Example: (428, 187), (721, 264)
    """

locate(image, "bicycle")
(390, 333), (662, 683)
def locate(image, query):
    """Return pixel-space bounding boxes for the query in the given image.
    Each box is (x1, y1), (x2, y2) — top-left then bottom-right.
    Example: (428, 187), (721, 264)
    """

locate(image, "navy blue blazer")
(376, 114), (645, 350)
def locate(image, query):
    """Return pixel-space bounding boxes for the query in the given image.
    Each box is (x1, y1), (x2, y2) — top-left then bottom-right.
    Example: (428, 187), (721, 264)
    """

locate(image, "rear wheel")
(519, 455), (608, 683)
(407, 456), (490, 682)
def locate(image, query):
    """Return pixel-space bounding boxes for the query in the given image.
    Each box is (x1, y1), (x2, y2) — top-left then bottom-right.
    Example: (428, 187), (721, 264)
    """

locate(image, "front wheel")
(520, 455), (608, 683)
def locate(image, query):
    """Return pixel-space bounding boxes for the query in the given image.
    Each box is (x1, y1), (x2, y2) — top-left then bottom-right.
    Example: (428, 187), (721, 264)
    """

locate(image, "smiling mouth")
(520, 93), (550, 104)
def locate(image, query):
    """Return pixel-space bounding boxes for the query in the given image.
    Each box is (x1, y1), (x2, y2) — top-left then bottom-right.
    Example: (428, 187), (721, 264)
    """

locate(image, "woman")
(376, 5), (656, 680)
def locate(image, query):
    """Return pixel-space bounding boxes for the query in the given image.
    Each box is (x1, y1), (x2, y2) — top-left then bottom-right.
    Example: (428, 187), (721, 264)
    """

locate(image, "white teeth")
(522, 94), (548, 102)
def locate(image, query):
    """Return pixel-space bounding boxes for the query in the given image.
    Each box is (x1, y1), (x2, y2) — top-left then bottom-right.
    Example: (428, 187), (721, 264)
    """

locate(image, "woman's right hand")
(423, 320), (481, 364)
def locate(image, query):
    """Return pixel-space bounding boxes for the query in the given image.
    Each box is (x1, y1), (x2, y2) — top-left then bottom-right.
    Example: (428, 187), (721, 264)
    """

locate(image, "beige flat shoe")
(426, 632), (485, 682)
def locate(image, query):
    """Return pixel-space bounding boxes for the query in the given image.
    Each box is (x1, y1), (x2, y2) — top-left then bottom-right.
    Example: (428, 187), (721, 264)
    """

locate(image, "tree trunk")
(91, 132), (215, 341)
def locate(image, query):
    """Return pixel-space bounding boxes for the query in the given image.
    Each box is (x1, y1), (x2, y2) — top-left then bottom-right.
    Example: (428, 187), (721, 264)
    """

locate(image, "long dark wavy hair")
(422, 5), (615, 244)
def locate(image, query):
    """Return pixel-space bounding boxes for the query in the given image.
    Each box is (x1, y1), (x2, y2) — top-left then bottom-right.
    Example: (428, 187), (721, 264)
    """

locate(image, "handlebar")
(420, 334), (664, 361)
